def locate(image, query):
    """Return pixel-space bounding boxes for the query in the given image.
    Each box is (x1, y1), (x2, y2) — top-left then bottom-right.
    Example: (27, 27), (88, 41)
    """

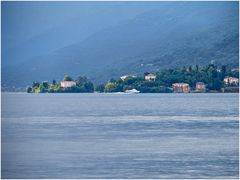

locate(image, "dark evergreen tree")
(52, 80), (57, 85)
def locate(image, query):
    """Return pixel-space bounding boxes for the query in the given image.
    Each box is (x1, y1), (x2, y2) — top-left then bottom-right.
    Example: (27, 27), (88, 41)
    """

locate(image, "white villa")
(224, 77), (239, 86)
(120, 75), (136, 81)
(60, 81), (76, 88)
(145, 74), (156, 81)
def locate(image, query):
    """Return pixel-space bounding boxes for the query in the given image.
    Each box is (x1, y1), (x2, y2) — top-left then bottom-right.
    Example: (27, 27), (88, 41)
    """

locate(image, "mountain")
(2, 1), (170, 67)
(2, 2), (238, 88)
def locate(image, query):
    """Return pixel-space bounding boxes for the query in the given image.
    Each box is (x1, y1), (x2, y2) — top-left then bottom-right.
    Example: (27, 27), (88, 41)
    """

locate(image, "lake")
(1, 93), (239, 178)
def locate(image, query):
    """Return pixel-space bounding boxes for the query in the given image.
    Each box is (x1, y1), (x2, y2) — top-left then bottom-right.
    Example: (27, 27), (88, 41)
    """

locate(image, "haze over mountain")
(2, 1), (239, 88)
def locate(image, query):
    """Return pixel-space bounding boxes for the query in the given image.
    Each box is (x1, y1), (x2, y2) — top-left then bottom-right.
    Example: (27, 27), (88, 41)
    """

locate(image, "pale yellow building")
(144, 74), (156, 81)
(60, 81), (76, 88)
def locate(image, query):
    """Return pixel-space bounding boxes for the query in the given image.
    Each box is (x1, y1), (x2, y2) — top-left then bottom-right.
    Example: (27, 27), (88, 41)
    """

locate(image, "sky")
(2, 1), (170, 52)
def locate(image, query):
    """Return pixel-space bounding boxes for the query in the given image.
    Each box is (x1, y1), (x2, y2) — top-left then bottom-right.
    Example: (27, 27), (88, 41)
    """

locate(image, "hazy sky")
(2, 1), (171, 51)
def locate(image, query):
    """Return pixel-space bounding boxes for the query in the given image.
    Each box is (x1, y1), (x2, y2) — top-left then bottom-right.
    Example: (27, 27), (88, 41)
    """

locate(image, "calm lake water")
(1, 93), (239, 178)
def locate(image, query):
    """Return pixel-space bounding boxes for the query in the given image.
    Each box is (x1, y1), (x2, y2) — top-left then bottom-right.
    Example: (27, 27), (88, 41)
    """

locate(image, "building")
(144, 74), (156, 81)
(231, 68), (239, 73)
(120, 75), (136, 81)
(60, 81), (76, 88)
(216, 68), (221, 72)
(224, 77), (239, 86)
(172, 83), (190, 93)
(196, 82), (206, 91)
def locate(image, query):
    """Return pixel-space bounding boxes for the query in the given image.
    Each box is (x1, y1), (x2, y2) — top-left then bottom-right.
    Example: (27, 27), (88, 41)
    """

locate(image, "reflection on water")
(1, 93), (239, 178)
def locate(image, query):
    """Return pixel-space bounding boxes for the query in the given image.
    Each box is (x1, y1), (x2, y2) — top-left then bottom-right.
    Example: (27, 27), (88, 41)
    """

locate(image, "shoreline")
(1, 91), (239, 94)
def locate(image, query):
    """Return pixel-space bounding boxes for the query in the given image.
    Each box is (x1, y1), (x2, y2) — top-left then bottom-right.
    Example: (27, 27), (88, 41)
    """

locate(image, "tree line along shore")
(27, 64), (239, 93)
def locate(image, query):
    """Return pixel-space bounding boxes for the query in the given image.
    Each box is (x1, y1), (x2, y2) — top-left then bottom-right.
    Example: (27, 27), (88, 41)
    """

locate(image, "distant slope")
(2, 2), (238, 88)
(2, 2), (171, 67)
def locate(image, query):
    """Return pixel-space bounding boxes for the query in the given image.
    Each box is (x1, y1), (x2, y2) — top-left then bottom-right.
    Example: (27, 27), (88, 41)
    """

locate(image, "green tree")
(63, 75), (73, 81)
(109, 78), (116, 83)
(75, 76), (94, 92)
(221, 65), (226, 74)
(188, 66), (192, 72)
(144, 72), (150, 76)
(26, 86), (32, 93)
(76, 76), (87, 86)
(104, 82), (118, 92)
(195, 65), (199, 72)
(84, 82), (94, 92)
(124, 76), (137, 85)
(39, 81), (49, 93)
(42, 81), (49, 88)
(52, 80), (57, 85)
(32, 82), (40, 88)
(95, 84), (105, 92)
(39, 84), (47, 93)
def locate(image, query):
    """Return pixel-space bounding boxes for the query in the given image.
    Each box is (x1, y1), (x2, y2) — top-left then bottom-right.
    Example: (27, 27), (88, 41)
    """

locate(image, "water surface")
(1, 93), (239, 178)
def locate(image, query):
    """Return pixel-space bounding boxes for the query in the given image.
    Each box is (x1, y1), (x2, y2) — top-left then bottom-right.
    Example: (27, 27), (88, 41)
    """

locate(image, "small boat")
(125, 89), (140, 94)
(114, 92), (126, 94)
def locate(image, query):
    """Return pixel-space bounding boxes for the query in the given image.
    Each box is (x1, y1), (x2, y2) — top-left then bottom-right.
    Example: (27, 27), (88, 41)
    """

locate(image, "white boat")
(114, 92), (126, 94)
(125, 89), (140, 94)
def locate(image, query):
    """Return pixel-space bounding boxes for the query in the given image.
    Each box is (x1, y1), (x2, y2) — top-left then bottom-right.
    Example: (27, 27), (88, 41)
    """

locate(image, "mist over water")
(1, 93), (239, 178)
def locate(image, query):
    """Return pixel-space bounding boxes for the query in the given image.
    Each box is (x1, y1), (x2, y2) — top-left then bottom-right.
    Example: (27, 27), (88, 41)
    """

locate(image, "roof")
(145, 73), (156, 76)
(120, 75), (136, 78)
(224, 77), (239, 80)
(172, 83), (189, 86)
(61, 80), (76, 83)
